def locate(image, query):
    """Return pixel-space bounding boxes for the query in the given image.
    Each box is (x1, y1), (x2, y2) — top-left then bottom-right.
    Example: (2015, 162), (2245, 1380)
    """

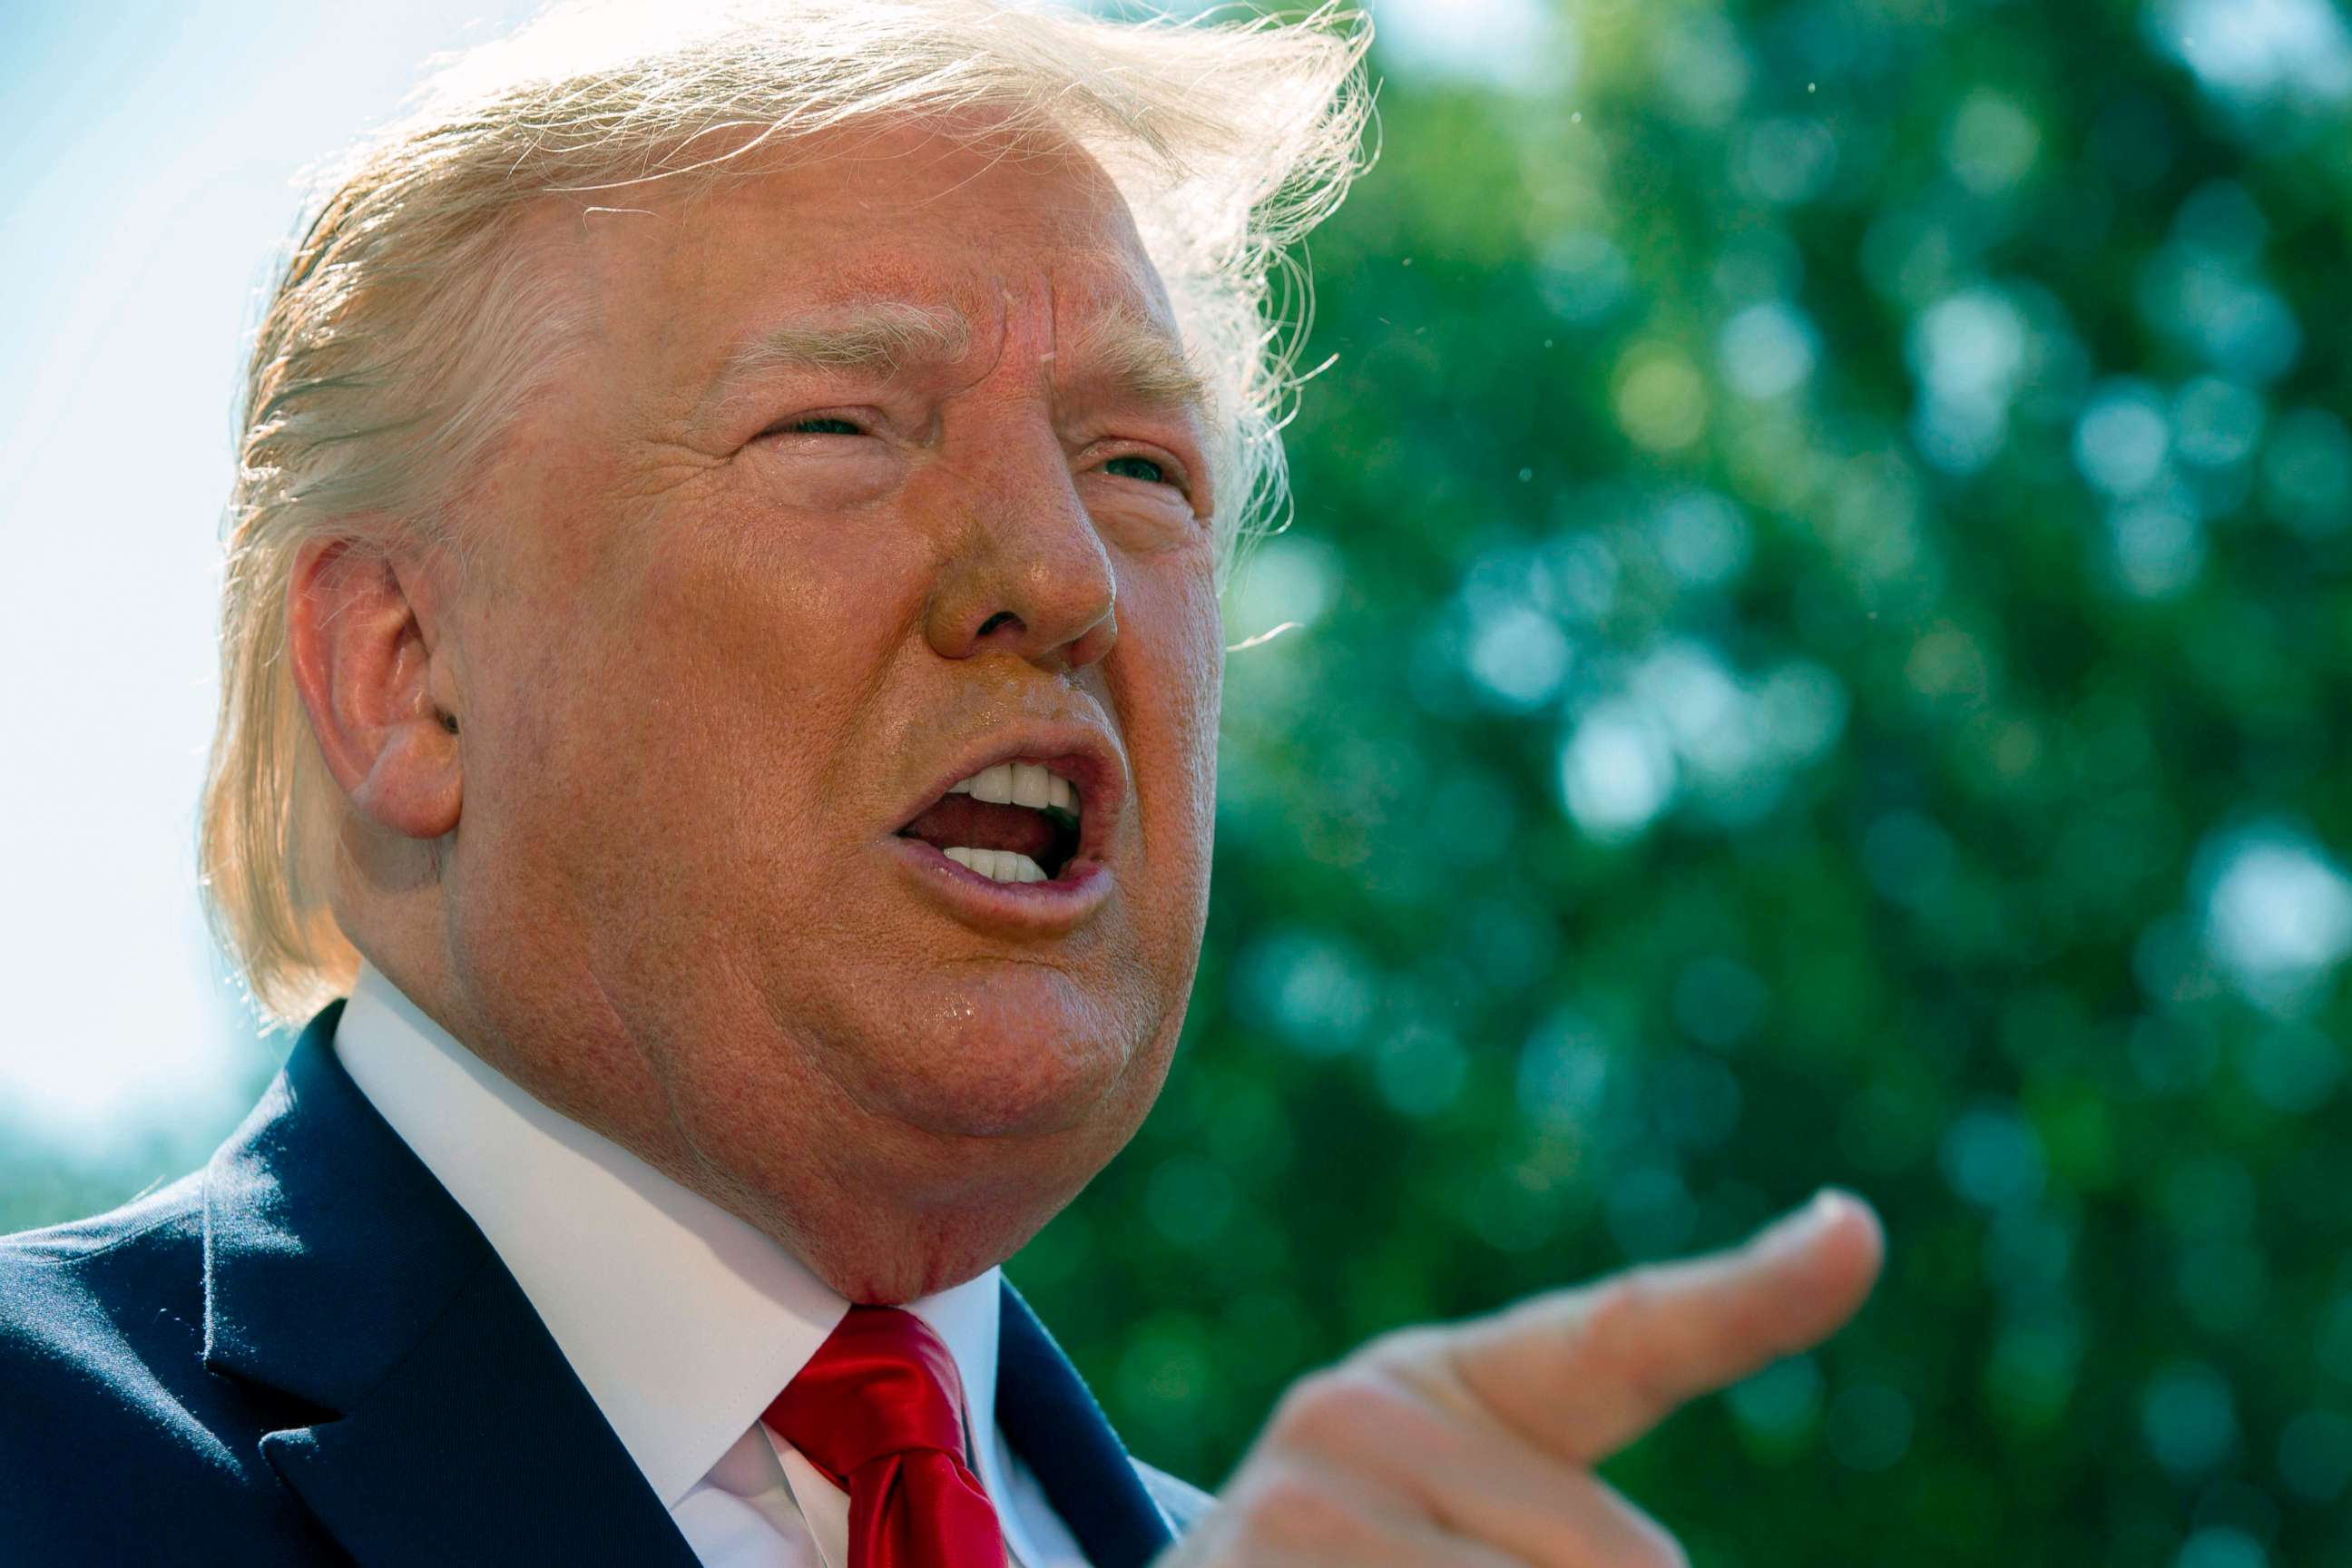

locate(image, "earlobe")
(288, 536), (465, 841)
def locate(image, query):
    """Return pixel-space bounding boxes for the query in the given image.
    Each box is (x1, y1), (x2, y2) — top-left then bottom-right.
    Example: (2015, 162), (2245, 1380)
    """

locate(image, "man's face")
(424, 118), (1222, 1298)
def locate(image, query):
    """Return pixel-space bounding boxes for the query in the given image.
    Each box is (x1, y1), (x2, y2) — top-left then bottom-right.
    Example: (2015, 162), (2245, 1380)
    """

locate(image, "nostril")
(976, 610), (1019, 637)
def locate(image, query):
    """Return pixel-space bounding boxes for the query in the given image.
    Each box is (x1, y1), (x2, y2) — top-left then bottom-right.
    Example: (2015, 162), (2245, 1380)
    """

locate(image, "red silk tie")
(763, 1305), (1007, 1568)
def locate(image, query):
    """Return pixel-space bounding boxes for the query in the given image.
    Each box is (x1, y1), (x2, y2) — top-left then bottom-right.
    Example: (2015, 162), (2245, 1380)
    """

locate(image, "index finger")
(1442, 1188), (1885, 1466)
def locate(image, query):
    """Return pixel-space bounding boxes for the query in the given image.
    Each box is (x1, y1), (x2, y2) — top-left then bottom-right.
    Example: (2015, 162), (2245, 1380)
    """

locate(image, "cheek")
(457, 488), (923, 911)
(628, 492), (913, 685)
(610, 493), (923, 765)
(1161, 559), (1225, 808)
(1119, 553), (1223, 921)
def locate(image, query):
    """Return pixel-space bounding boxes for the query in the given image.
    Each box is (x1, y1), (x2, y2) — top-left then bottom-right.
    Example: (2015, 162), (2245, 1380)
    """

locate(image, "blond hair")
(199, 0), (1374, 1023)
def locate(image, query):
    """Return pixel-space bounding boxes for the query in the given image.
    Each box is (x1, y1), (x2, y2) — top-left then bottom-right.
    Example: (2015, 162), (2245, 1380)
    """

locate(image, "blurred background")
(6, 1), (2352, 1563)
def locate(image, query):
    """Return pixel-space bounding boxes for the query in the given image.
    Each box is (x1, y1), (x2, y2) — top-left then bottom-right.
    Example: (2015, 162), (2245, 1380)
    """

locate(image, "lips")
(887, 730), (1125, 911)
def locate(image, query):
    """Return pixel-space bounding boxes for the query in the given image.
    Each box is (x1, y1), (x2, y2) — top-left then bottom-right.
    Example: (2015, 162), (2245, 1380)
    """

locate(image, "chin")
(888, 1023), (1132, 1143)
(840, 961), (1154, 1141)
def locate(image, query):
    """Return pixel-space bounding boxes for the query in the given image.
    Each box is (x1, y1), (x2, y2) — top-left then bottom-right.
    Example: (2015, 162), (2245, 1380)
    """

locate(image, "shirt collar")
(332, 962), (1009, 1511)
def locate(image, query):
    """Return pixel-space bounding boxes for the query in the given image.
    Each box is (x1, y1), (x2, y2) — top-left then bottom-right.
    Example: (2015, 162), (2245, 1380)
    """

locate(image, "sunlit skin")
(289, 115), (1223, 1304)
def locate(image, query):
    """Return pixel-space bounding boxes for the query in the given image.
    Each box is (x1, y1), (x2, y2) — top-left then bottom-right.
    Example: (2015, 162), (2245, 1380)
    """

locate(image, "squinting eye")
(781, 416), (864, 436)
(1102, 455), (1168, 485)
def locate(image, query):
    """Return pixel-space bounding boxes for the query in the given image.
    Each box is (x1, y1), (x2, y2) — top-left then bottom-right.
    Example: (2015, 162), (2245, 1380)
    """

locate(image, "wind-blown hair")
(200, 0), (1374, 1023)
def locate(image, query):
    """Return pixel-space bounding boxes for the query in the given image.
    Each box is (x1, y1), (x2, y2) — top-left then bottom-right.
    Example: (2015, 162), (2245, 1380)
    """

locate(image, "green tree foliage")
(1016, 3), (2352, 1564)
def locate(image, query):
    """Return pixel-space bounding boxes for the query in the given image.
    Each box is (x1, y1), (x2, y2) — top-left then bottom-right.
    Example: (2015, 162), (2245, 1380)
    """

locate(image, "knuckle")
(1233, 1470), (1364, 1552)
(1577, 1269), (1676, 1404)
(1580, 1269), (1656, 1351)
(1266, 1365), (1416, 1453)
(1357, 1323), (1447, 1376)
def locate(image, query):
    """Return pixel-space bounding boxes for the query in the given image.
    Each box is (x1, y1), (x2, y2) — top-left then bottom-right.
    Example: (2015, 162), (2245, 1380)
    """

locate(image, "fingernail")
(1808, 1187), (1857, 1227)
(1770, 1188), (1841, 1243)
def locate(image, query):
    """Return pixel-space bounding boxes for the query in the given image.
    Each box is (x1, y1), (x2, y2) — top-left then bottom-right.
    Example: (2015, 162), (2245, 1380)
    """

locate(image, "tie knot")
(765, 1306), (974, 1484)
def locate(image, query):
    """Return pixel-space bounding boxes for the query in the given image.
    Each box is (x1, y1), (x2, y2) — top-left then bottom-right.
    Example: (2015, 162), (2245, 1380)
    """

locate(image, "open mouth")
(894, 760), (1083, 884)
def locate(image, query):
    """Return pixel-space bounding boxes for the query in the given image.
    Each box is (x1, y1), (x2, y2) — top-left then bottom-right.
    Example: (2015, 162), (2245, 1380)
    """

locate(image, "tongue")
(898, 796), (1059, 860)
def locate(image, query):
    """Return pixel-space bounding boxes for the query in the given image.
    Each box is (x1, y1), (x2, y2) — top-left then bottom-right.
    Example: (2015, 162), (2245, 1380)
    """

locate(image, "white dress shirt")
(332, 962), (1100, 1568)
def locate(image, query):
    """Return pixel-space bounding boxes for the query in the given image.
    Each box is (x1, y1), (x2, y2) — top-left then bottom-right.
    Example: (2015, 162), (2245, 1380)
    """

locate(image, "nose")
(922, 428), (1118, 674)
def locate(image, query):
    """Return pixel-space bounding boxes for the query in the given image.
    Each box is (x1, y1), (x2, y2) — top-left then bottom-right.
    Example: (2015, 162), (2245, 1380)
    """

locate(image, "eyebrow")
(701, 298), (1212, 426)
(722, 300), (973, 381)
(1051, 301), (1215, 426)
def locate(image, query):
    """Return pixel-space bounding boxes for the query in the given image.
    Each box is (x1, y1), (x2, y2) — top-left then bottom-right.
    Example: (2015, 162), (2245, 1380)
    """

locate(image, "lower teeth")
(940, 847), (1049, 884)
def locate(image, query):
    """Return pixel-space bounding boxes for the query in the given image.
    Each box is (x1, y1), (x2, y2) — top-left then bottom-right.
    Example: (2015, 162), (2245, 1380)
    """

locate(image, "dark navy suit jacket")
(0, 1002), (1207, 1564)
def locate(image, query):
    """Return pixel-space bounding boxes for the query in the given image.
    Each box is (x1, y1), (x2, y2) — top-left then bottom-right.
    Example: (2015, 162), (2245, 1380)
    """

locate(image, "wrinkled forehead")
(524, 110), (1188, 405)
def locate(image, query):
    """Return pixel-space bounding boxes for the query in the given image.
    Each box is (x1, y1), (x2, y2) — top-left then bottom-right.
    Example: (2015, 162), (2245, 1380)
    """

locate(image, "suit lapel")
(996, 1280), (1178, 1568)
(202, 1003), (1176, 1567)
(202, 1003), (699, 1568)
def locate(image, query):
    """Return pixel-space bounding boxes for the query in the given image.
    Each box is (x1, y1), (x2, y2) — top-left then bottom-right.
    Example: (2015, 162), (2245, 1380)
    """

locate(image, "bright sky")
(0, 3), (542, 1163)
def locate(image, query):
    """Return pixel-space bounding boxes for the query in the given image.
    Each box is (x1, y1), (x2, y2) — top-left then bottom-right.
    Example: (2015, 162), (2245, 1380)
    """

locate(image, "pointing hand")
(1159, 1190), (1885, 1566)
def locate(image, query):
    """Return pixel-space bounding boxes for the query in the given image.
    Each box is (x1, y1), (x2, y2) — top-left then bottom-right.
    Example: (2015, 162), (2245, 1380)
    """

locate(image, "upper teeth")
(946, 761), (1079, 815)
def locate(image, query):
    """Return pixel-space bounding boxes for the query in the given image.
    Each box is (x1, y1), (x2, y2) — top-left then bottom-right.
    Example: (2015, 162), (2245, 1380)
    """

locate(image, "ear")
(287, 536), (464, 840)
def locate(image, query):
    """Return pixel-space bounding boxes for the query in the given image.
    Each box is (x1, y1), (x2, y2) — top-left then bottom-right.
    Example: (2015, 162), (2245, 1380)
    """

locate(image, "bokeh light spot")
(1559, 700), (1677, 840)
(2141, 1362), (2239, 1475)
(1613, 343), (1710, 452)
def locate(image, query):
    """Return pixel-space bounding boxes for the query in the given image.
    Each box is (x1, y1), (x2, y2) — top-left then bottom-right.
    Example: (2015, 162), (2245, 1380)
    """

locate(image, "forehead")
(546, 114), (1183, 403)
